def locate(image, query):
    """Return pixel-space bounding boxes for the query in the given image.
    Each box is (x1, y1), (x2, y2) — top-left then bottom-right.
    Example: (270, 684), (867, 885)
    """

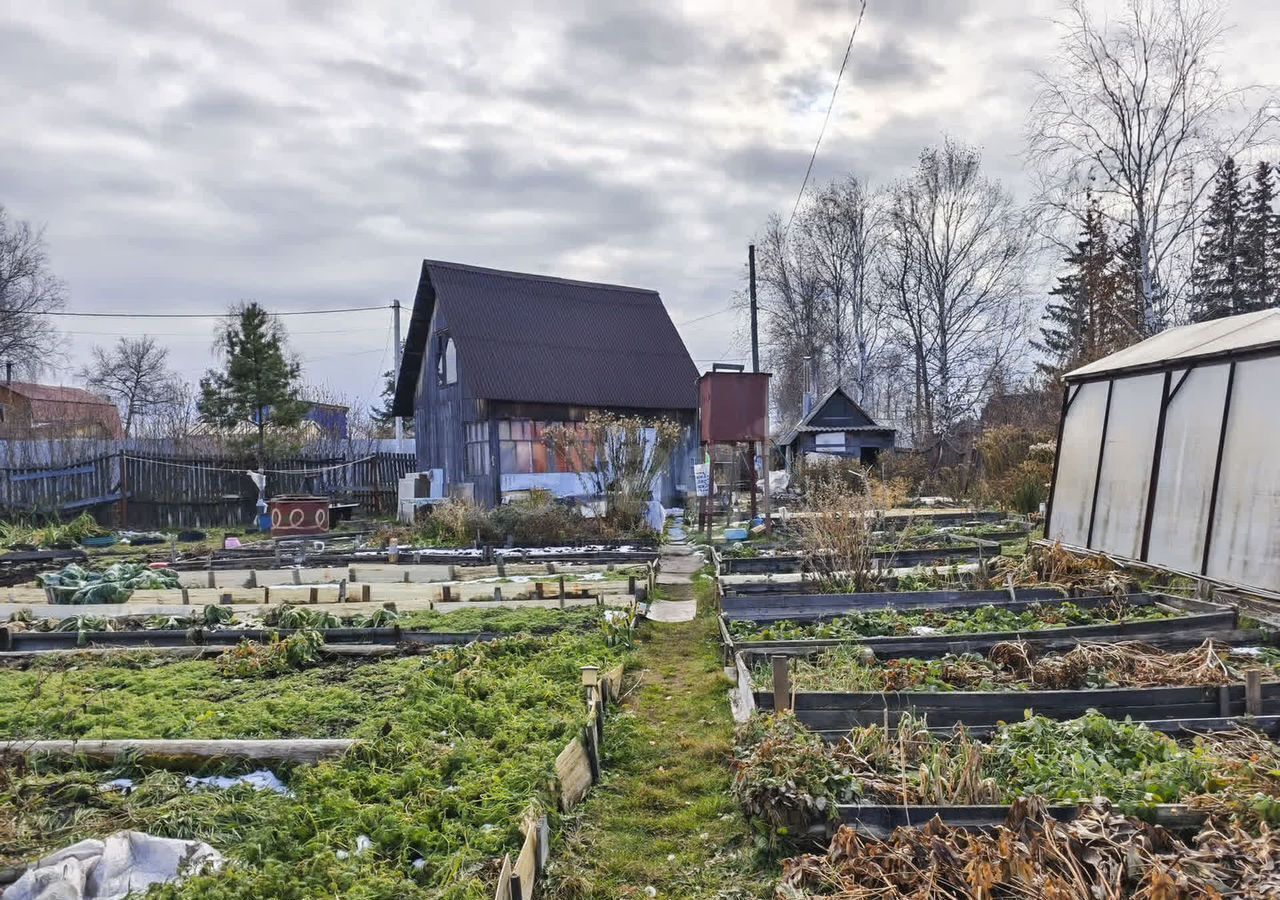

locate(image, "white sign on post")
(693, 463), (710, 497)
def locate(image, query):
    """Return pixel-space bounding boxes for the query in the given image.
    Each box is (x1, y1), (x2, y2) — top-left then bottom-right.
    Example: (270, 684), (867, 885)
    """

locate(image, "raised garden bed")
(721, 592), (1238, 656)
(0, 621), (630, 897)
(742, 639), (1280, 728)
(717, 534), (1001, 576)
(733, 712), (1280, 843)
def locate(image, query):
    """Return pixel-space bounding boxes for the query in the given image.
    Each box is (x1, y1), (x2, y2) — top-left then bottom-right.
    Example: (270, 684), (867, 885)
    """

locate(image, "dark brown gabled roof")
(392, 260), (699, 415)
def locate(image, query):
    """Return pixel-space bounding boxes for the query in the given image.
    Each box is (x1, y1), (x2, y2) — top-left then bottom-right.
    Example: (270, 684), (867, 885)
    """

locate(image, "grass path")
(544, 613), (773, 899)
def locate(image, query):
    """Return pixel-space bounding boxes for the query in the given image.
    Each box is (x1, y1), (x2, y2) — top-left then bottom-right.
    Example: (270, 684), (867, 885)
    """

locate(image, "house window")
(437, 335), (457, 386)
(494, 420), (595, 475)
(815, 432), (845, 450)
(464, 421), (490, 476)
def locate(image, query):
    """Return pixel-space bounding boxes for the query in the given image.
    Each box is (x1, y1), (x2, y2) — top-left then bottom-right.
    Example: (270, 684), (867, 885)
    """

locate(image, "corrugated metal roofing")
(1066, 308), (1280, 379)
(392, 260), (699, 414)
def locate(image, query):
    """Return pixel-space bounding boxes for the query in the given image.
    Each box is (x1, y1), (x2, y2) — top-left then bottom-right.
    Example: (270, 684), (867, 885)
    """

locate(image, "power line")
(43, 304), (390, 319)
(676, 304), (737, 326)
(784, 0), (868, 234)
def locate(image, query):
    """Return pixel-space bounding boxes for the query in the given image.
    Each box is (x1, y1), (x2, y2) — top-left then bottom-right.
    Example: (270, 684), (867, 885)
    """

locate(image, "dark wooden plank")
(730, 613), (1243, 657)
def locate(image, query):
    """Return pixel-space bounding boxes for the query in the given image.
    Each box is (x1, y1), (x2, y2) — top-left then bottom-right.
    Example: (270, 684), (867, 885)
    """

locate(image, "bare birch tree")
(80, 336), (184, 438)
(1028, 0), (1272, 331)
(0, 205), (65, 375)
(798, 177), (882, 405)
(755, 213), (829, 422)
(879, 139), (1030, 444)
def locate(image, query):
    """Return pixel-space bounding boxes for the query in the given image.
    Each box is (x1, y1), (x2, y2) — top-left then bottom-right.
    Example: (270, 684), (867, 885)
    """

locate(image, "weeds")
(758, 640), (1280, 693)
(728, 600), (1174, 643)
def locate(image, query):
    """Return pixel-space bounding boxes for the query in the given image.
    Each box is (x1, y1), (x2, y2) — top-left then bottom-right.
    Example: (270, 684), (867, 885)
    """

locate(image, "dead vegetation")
(777, 798), (1280, 899)
(776, 640), (1276, 693)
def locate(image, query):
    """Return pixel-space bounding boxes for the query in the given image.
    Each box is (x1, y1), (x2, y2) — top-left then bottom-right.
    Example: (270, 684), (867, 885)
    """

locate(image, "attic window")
(437, 335), (457, 386)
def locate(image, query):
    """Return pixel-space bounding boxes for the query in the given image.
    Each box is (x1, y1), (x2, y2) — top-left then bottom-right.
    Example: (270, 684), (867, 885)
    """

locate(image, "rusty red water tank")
(698, 371), (771, 443)
(269, 495), (330, 535)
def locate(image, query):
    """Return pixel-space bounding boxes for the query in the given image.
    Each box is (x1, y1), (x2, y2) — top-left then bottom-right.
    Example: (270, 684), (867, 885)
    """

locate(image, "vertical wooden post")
(581, 666), (600, 710)
(497, 557), (507, 577)
(403, 570), (411, 583)
(494, 586), (502, 602)
(545, 562), (555, 575)
(263, 586), (270, 604)
(292, 568), (302, 586)
(247, 569), (257, 588)
(360, 584), (371, 604)
(442, 584), (452, 603)
(117, 450), (128, 529)
(1246, 670), (1263, 716)
(771, 655), (791, 714)
(535, 581), (544, 599)
(309, 587), (319, 604)
(338, 580), (347, 602)
(559, 576), (566, 599)
(219, 592), (232, 606)
(206, 570), (216, 589)
(347, 566), (356, 583)
(448, 564), (457, 580)
(181, 587), (190, 606)
(627, 575), (637, 595)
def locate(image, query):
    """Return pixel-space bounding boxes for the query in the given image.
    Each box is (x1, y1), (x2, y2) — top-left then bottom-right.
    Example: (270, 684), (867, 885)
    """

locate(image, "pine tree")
(1037, 195), (1114, 375)
(198, 302), (308, 462)
(1241, 161), (1279, 312)
(1192, 157), (1247, 322)
(370, 369), (412, 435)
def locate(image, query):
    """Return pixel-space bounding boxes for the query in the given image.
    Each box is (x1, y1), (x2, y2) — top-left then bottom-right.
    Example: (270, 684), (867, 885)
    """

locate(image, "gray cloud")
(8, 0), (1265, 397)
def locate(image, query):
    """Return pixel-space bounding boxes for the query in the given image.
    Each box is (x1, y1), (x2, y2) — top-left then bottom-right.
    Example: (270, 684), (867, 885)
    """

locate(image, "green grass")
(1, 632), (631, 898)
(543, 614), (773, 899)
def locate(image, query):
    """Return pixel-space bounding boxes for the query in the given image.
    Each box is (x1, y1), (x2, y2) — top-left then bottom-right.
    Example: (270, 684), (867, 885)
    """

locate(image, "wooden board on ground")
(555, 734), (593, 811)
(493, 855), (513, 900)
(514, 824), (538, 898)
(2, 738), (354, 767)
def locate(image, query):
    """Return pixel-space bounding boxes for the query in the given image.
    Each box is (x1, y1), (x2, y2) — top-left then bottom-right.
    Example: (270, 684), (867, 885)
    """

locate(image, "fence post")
(1246, 670), (1263, 716)
(771, 655), (792, 714)
(117, 450), (128, 528)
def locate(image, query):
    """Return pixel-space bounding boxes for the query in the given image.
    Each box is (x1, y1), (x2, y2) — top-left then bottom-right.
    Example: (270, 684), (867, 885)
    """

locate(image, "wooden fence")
(494, 662), (625, 900)
(0, 451), (417, 529)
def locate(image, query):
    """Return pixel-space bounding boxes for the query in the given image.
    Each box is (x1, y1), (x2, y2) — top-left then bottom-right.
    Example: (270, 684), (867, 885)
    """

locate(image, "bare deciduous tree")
(0, 205), (65, 375)
(79, 336), (183, 438)
(879, 139), (1030, 445)
(1028, 0), (1272, 331)
(799, 177), (882, 404)
(755, 177), (885, 425)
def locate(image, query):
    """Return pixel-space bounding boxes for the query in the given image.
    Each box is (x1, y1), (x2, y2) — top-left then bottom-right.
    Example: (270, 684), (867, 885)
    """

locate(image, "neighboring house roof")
(1066, 308), (1280, 380)
(0, 382), (123, 438)
(779, 386), (894, 446)
(392, 260), (699, 416)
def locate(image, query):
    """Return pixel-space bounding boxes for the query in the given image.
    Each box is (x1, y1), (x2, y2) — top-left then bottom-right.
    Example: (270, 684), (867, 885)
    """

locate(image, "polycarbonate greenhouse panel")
(1206, 355), (1280, 589)
(1090, 373), (1162, 559)
(1047, 381), (1109, 547)
(1146, 364), (1230, 574)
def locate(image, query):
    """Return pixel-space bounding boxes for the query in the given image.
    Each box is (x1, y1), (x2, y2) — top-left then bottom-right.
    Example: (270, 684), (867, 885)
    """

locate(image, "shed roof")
(778, 386), (892, 447)
(392, 260), (699, 415)
(1066, 309), (1280, 380)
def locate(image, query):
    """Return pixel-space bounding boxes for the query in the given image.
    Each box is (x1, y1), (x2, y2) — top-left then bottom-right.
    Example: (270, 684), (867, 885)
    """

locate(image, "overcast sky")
(4, 0), (1279, 409)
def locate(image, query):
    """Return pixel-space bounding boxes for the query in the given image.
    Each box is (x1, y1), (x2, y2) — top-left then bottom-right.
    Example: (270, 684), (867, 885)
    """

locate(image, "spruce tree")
(1037, 195), (1114, 376)
(1241, 161), (1279, 312)
(1192, 157), (1246, 322)
(198, 302), (308, 462)
(1106, 230), (1148, 352)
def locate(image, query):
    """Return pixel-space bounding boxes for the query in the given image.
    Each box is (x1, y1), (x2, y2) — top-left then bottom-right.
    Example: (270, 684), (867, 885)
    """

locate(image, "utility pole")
(750, 244), (772, 533)
(749, 244), (759, 373)
(392, 299), (403, 443)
